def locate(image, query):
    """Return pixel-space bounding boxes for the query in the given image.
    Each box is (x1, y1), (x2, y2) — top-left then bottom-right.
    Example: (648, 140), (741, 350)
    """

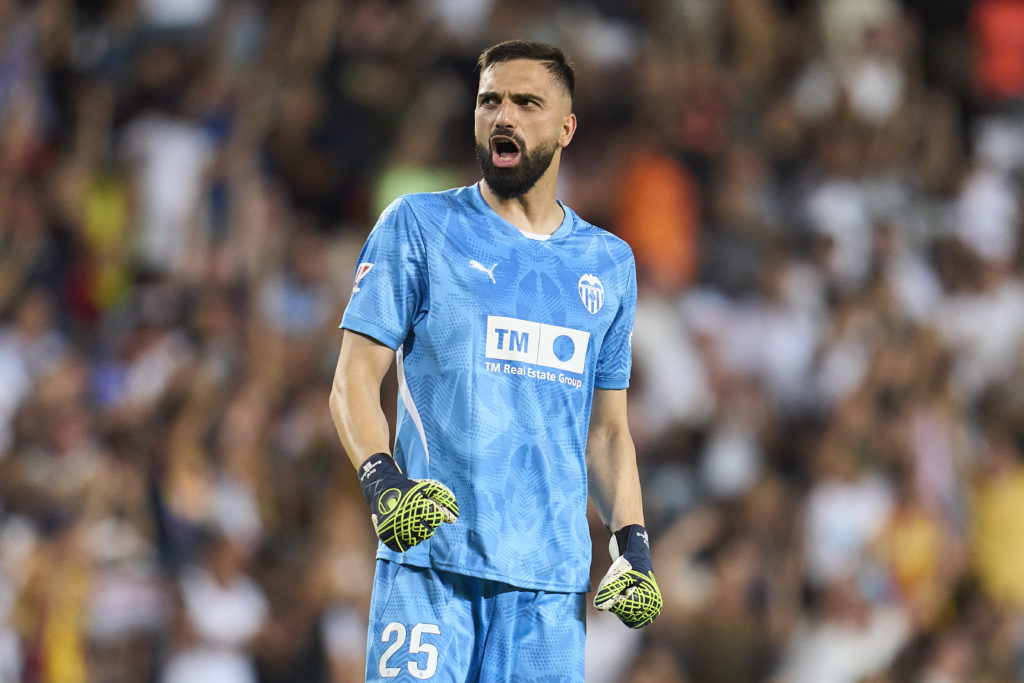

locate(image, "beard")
(475, 133), (559, 200)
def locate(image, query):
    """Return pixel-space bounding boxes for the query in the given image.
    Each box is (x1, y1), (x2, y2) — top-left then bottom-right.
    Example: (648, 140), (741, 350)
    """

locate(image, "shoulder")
(387, 186), (475, 219)
(372, 188), (477, 255)
(374, 188), (474, 242)
(373, 189), (458, 240)
(566, 208), (636, 265)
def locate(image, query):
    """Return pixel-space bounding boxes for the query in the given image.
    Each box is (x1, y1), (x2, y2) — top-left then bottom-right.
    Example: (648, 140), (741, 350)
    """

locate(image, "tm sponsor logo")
(484, 315), (589, 387)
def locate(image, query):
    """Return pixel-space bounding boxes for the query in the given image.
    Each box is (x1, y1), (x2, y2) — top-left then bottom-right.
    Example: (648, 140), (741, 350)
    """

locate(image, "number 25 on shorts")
(378, 621), (441, 679)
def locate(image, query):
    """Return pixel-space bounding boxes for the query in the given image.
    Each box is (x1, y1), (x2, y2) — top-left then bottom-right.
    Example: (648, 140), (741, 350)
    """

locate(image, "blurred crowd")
(2, 0), (1024, 681)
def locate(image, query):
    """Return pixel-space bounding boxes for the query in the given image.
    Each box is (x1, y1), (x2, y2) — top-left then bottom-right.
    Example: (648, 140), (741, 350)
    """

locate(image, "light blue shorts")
(365, 559), (586, 682)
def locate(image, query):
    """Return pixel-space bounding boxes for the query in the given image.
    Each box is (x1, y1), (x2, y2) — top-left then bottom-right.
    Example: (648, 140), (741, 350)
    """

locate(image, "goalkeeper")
(329, 39), (661, 682)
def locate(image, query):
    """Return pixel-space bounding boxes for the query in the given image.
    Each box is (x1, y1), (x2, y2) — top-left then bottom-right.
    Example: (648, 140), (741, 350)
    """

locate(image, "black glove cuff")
(613, 524), (652, 575)
(357, 453), (406, 511)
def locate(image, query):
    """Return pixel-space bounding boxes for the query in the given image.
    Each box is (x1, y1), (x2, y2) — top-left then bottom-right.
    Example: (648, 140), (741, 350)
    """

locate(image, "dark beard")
(475, 136), (559, 200)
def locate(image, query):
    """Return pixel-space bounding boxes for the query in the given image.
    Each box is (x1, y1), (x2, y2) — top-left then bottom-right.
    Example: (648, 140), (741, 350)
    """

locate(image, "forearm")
(586, 426), (645, 533)
(329, 333), (395, 470)
(330, 383), (391, 470)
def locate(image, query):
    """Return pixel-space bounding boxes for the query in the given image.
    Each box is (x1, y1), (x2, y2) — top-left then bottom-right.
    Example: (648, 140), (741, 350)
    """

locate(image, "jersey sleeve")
(341, 197), (427, 349)
(594, 256), (636, 389)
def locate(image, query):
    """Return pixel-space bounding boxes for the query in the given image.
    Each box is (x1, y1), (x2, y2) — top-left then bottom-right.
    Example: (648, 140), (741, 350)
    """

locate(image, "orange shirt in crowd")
(614, 148), (699, 295)
(972, 0), (1024, 101)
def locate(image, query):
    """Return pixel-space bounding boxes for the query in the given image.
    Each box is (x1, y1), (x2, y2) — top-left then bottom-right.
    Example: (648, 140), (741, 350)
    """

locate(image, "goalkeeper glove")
(357, 453), (459, 552)
(594, 524), (663, 629)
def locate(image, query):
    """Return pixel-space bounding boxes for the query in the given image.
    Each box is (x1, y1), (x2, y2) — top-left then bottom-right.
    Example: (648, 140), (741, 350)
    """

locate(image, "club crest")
(578, 274), (604, 314)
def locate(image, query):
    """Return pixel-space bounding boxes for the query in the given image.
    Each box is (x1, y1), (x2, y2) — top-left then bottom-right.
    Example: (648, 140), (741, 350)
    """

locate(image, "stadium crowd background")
(2, 0), (1024, 681)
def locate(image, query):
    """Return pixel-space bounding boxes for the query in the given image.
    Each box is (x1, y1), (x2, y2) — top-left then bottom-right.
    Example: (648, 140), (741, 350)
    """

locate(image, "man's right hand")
(358, 453), (459, 552)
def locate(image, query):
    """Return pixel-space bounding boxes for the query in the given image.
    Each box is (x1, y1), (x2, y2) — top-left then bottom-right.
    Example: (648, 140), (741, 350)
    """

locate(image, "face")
(474, 59), (575, 199)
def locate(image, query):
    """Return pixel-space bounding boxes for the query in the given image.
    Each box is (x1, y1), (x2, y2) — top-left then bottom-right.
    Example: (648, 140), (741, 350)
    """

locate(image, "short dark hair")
(477, 40), (575, 102)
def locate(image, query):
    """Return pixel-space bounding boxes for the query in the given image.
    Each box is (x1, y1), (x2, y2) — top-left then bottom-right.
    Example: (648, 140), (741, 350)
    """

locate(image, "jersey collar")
(471, 183), (574, 241)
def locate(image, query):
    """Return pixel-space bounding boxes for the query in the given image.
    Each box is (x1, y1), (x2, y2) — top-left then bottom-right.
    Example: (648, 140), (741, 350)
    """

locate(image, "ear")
(559, 112), (577, 148)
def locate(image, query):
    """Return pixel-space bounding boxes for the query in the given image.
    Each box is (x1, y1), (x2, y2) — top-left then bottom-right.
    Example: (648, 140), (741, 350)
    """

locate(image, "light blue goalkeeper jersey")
(341, 184), (636, 593)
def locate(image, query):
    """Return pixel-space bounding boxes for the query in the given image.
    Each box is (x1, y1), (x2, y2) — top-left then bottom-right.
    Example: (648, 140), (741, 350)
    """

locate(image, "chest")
(428, 229), (618, 335)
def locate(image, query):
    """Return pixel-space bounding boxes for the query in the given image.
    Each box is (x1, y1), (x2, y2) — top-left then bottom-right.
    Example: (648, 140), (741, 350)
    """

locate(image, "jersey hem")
(594, 375), (630, 390)
(375, 549), (592, 594)
(340, 316), (404, 350)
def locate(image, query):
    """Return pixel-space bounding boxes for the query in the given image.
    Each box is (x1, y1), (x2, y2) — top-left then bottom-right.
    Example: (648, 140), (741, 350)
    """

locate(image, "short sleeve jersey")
(342, 184), (637, 593)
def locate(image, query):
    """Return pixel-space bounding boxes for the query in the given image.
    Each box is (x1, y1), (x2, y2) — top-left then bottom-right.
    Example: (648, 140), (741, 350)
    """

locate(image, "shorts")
(365, 559), (586, 682)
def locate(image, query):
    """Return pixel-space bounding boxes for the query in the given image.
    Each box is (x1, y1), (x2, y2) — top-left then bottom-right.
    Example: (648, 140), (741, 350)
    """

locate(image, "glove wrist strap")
(610, 524), (652, 575)
(357, 453), (405, 511)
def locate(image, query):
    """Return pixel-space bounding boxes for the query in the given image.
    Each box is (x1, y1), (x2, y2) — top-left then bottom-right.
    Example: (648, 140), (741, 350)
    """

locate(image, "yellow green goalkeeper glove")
(357, 453), (459, 552)
(594, 524), (663, 629)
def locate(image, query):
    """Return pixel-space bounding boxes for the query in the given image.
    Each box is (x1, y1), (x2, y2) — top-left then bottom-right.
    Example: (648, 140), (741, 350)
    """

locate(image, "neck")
(479, 168), (564, 236)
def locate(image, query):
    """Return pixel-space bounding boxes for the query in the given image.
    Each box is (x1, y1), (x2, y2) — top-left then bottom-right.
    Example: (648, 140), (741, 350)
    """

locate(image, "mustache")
(489, 129), (525, 146)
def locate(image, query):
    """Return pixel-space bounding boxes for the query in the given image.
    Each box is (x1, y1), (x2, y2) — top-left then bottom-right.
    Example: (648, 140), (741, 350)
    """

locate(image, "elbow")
(328, 376), (347, 425)
(588, 422), (631, 451)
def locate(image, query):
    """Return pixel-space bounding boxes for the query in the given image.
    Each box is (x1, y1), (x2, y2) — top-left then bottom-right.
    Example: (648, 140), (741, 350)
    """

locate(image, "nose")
(495, 98), (515, 127)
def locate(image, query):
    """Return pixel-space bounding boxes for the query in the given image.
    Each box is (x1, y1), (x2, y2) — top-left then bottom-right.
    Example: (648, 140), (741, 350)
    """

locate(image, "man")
(329, 40), (661, 682)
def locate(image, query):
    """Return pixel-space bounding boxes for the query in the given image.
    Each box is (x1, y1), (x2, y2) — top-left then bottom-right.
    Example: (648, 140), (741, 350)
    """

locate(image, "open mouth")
(491, 136), (521, 167)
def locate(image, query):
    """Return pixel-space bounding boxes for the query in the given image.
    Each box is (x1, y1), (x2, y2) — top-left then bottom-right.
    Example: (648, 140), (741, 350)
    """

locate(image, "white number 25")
(379, 622), (441, 679)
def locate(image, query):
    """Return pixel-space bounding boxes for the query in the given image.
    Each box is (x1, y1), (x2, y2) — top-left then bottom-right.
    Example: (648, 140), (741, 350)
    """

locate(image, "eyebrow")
(477, 90), (547, 105)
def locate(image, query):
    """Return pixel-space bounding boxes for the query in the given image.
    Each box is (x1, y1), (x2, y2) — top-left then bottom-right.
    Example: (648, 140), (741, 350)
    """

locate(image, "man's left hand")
(594, 524), (663, 629)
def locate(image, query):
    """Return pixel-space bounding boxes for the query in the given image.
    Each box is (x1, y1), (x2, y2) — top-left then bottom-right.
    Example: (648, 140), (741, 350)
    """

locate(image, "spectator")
(159, 530), (268, 683)
(0, 1), (1020, 680)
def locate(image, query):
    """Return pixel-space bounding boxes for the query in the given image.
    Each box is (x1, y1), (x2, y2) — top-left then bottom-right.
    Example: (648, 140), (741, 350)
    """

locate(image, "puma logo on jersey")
(469, 260), (497, 283)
